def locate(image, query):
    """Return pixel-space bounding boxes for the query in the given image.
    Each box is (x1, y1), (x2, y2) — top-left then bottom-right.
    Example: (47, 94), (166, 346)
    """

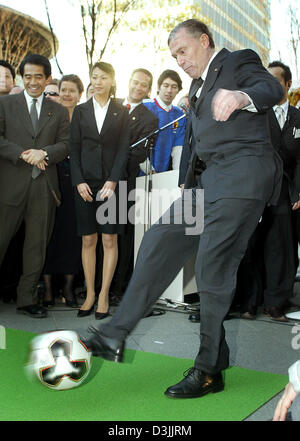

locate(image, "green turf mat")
(0, 328), (288, 421)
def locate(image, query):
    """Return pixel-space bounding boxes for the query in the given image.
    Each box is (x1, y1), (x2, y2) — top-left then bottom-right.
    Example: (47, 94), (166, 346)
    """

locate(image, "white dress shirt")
(123, 98), (142, 114)
(24, 90), (44, 117)
(273, 99), (289, 127)
(93, 97), (111, 134)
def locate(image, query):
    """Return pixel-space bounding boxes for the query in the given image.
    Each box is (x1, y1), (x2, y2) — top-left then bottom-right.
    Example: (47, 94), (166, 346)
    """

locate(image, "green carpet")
(0, 328), (287, 421)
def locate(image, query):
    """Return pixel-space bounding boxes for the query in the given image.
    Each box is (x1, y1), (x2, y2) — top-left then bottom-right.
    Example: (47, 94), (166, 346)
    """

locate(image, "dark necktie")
(30, 98), (38, 133)
(30, 99), (41, 179)
(191, 77), (204, 105)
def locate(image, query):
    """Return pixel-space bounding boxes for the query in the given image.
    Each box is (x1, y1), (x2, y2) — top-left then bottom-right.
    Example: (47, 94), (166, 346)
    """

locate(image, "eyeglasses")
(44, 91), (59, 97)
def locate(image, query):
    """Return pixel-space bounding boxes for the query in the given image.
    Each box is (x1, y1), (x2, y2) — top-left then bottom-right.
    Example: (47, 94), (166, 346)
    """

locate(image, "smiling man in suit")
(86, 19), (284, 398)
(110, 68), (158, 302)
(0, 54), (69, 318)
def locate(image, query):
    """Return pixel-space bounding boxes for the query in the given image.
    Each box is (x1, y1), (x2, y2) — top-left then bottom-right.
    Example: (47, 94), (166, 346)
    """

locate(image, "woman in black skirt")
(43, 74), (84, 307)
(70, 62), (130, 319)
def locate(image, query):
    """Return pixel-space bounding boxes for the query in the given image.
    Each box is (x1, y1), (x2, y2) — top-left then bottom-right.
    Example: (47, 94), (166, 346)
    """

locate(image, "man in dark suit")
(0, 54), (69, 318)
(0, 60), (23, 303)
(239, 61), (300, 321)
(110, 68), (158, 301)
(86, 19), (283, 398)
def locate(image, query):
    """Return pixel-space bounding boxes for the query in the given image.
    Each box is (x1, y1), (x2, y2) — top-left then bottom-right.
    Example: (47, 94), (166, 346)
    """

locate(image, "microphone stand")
(130, 113), (186, 232)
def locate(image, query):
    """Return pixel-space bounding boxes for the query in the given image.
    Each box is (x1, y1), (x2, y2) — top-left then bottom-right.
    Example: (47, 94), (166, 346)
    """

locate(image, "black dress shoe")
(43, 298), (55, 308)
(85, 326), (124, 362)
(95, 311), (110, 320)
(164, 367), (224, 399)
(264, 306), (288, 322)
(17, 304), (47, 318)
(188, 312), (200, 323)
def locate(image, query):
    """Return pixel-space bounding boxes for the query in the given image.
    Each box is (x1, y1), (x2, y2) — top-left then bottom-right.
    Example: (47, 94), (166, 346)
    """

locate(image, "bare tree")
(288, 4), (300, 78)
(79, 0), (136, 74)
(0, 9), (50, 72)
(44, 0), (63, 75)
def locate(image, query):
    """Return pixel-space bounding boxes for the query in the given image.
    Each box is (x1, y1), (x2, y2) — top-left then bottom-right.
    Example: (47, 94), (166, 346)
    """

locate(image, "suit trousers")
(0, 175), (56, 307)
(99, 189), (265, 374)
(261, 183), (297, 307)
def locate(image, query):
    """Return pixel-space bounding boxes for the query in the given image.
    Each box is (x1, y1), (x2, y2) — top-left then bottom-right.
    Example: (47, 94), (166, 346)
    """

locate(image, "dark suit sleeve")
(129, 109), (158, 167)
(43, 104), (70, 164)
(0, 97), (24, 164)
(178, 115), (192, 186)
(108, 108), (130, 182)
(292, 109), (300, 193)
(69, 106), (85, 187)
(233, 49), (284, 111)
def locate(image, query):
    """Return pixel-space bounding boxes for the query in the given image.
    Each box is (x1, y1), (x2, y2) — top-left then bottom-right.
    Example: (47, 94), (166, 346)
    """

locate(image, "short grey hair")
(168, 19), (215, 49)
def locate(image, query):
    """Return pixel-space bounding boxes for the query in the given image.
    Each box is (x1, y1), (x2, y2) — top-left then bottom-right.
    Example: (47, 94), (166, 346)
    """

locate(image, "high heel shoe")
(42, 293), (55, 307)
(77, 302), (95, 317)
(95, 310), (110, 320)
(63, 292), (78, 308)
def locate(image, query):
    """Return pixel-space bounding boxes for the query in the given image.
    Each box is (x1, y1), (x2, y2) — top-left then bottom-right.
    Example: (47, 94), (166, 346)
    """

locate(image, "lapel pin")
(214, 68), (218, 72)
(132, 116), (136, 120)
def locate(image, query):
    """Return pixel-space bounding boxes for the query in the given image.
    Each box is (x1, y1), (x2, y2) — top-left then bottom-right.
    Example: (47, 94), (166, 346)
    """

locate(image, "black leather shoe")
(264, 306), (288, 322)
(95, 311), (110, 320)
(188, 312), (200, 323)
(85, 326), (124, 362)
(43, 299), (55, 308)
(17, 304), (47, 318)
(164, 367), (224, 399)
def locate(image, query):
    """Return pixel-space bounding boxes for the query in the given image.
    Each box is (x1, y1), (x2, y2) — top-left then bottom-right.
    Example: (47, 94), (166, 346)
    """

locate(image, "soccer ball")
(25, 330), (92, 391)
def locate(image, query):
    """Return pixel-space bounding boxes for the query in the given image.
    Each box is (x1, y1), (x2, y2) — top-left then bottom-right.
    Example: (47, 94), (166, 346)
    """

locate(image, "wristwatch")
(43, 150), (49, 161)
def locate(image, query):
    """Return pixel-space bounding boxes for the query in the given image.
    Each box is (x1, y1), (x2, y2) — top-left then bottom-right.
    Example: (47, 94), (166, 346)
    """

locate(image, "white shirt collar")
(23, 90), (44, 112)
(92, 96), (110, 111)
(201, 50), (219, 83)
(195, 51), (220, 98)
(273, 99), (289, 117)
(123, 98), (142, 113)
(155, 95), (173, 112)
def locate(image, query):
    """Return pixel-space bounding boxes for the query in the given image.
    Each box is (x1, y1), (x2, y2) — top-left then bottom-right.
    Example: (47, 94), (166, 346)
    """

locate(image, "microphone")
(178, 103), (189, 113)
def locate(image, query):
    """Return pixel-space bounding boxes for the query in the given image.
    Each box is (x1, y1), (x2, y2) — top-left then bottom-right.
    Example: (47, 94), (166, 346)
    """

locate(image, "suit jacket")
(69, 98), (130, 188)
(117, 101), (158, 188)
(267, 105), (300, 204)
(186, 48), (284, 205)
(0, 92), (70, 206)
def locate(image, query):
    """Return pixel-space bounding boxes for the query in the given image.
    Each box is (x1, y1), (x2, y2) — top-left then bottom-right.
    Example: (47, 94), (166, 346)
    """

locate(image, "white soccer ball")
(25, 330), (92, 391)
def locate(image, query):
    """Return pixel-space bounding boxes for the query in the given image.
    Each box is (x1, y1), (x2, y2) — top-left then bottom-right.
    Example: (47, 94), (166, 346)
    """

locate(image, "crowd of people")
(0, 55), (186, 319)
(1, 17), (300, 419)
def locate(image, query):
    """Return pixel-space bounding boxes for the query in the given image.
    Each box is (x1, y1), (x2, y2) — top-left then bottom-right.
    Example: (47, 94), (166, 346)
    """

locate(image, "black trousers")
(98, 189), (264, 374)
(238, 180), (297, 311)
(0, 176), (56, 307)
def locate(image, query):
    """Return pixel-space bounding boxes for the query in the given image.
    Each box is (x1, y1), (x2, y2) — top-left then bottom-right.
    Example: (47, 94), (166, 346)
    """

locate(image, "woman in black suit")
(70, 62), (130, 319)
